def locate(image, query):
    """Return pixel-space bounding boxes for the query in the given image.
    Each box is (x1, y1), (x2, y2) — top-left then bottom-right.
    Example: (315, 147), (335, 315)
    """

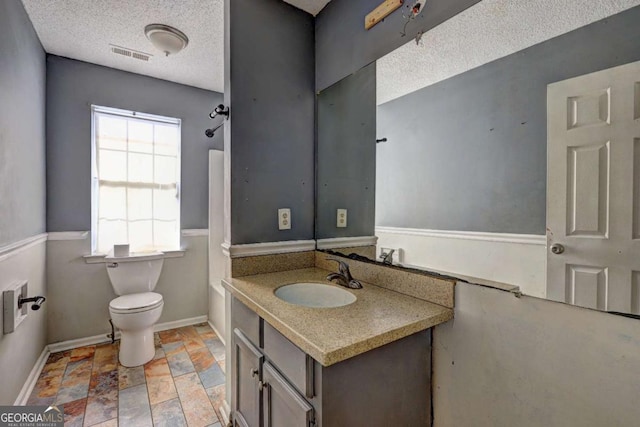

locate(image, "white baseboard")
(48, 333), (114, 353)
(48, 315), (208, 353)
(220, 400), (231, 426)
(14, 346), (50, 405)
(208, 320), (226, 346)
(153, 315), (208, 333)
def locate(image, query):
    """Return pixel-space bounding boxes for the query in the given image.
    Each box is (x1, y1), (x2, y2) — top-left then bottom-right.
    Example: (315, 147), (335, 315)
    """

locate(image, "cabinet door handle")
(258, 380), (268, 392)
(265, 381), (272, 427)
(251, 368), (259, 378)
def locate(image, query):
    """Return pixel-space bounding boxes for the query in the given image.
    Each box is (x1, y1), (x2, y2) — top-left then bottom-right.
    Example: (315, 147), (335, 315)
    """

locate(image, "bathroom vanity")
(223, 267), (453, 427)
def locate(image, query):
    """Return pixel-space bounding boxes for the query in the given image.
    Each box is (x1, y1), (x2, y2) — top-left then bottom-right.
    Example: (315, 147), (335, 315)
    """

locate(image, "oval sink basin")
(274, 283), (356, 308)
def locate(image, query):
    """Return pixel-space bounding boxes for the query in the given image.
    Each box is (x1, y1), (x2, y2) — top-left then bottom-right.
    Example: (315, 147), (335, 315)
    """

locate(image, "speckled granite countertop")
(222, 267), (453, 366)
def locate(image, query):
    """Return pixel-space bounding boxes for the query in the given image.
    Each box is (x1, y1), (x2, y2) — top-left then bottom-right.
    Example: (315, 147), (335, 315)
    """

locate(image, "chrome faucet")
(379, 249), (395, 265)
(325, 258), (363, 289)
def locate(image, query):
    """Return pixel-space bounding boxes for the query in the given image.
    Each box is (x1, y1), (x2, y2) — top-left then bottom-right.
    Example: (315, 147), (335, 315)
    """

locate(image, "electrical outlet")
(337, 209), (347, 228)
(278, 208), (291, 230)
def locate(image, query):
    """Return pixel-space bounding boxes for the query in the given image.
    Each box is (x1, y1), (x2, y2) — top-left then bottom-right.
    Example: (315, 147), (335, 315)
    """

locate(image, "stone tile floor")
(28, 323), (227, 427)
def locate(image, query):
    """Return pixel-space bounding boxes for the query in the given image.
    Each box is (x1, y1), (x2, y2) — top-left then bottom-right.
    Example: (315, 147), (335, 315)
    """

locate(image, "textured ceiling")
(377, 0), (640, 105)
(21, 0), (224, 93)
(283, 0), (332, 15)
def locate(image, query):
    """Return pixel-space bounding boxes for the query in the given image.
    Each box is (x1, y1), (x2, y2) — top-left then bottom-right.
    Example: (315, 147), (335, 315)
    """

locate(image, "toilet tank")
(105, 252), (165, 295)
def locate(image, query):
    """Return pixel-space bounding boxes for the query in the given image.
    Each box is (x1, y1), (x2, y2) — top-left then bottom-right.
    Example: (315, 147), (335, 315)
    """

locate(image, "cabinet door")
(234, 329), (263, 427)
(262, 362), (314, 427)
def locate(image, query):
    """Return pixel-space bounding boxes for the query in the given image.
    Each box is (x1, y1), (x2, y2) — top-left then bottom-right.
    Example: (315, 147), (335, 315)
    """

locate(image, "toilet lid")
(110, 292), (163, 312)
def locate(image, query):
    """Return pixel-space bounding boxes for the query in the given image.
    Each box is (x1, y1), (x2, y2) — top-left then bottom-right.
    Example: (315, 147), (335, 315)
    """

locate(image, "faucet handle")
(348, 280), (363, 289)
(379, 249), (395, 264)
(325, 258), (352, 280)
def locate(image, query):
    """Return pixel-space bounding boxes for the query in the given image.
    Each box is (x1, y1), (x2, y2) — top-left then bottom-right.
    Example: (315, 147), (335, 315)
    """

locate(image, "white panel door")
(547, 60), (640, 314)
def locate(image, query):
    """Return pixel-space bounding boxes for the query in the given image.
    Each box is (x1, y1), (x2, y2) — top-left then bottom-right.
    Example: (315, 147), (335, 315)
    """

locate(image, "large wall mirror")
(315, 2), (640, 316)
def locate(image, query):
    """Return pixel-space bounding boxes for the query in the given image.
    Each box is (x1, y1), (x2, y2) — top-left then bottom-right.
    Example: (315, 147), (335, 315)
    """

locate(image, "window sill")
(83, 249), (186, 264)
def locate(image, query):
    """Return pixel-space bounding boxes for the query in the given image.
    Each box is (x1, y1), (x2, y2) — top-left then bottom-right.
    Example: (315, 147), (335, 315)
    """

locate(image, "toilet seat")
(109, 292), (163, 314)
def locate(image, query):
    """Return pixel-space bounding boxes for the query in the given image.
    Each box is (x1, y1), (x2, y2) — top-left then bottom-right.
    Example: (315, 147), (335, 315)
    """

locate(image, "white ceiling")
(377, 0), (640, 105)
(284, 0), (332, 16)
(21, 0), (225, 93)
(20, 0), (329, 93)
(21, 0), (638, 103)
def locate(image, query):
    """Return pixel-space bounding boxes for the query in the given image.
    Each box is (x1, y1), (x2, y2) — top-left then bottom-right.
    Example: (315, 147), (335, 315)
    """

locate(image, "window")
(91, 106), (181, 254)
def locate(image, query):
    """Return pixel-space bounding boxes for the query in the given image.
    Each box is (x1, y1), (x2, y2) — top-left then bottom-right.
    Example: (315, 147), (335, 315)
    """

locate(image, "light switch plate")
(278, 208), (291, 230)
(3, 280), (28, 334)
(337, 209), (347, 228)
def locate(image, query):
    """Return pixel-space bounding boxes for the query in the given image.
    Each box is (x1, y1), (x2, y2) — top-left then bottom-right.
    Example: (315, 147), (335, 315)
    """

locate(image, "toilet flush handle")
(107, 262), (119, 268)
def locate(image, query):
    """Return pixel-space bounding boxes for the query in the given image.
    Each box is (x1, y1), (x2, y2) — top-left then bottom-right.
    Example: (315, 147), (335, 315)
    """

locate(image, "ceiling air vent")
(109, 44), (152, 62)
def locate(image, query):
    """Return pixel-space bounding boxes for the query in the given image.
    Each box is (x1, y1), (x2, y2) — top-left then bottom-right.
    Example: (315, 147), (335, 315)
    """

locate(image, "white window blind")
(91, 106), (181, 254)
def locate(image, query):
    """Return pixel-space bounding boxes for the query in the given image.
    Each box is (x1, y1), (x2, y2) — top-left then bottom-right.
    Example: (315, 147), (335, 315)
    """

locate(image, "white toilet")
(105, 252), (165, 367)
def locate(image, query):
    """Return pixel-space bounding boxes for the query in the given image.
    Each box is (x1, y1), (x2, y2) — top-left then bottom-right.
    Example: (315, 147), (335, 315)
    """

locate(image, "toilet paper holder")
(18, 295), (46, 311)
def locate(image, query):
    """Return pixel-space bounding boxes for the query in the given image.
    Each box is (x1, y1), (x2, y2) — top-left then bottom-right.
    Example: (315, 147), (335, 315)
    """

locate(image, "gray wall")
(316, 62), (376, 239)
(315, 0), (481, 91)
(0, 0), (46, 247)
(376, 6), (640, 234)
(433, 282), (640, 426)
(226, 0), (315, 244)
(45, 56), (213, 343)
(0, 0), (47, 405)
(46, 55), (222, 232)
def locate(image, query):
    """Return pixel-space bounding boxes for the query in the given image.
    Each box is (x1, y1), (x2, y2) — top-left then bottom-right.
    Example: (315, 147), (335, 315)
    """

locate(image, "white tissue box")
(113, 244), (130, 257)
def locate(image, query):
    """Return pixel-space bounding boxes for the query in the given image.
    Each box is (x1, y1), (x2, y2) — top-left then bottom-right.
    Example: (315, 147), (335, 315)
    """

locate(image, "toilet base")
(119, 327), (155, 367)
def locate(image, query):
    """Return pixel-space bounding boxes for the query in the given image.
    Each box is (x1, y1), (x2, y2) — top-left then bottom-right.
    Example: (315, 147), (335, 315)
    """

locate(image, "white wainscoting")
(46, 231), (88, 241)
(316, 236), (378, 250)
(0, 235), (47, 405)
(0, 233), (47, 262)
(376, 226), (547, 298)
(47, 233), (209, 344)
(221, 239), (316, 258)
(433, 281), (640, 426)
(182, 229), (209, 237)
